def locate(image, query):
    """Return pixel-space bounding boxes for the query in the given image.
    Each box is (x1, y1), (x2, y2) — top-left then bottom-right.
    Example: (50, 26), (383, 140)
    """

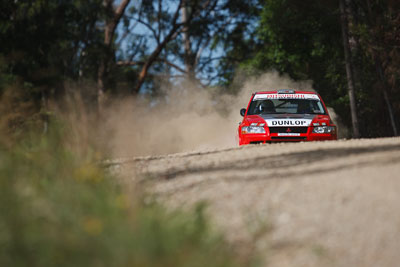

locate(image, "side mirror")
(240, 108), (246, 117)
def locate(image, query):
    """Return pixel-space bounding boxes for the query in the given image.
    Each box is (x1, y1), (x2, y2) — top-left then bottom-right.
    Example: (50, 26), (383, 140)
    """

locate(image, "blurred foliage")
(0, 124), (257, 267)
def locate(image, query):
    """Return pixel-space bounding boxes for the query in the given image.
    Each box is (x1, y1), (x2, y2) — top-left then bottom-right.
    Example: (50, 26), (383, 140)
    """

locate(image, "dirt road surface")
(111, 137), (400, 267)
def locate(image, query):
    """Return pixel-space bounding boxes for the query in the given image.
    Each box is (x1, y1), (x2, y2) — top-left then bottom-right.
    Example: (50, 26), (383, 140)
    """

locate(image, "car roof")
(254, 89), (317, 95)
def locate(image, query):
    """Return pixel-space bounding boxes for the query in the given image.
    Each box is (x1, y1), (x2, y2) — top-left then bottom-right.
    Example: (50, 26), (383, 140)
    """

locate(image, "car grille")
(268, 127), (308, 133)
(250, 141), (264, 144)
(271, 137), (307, 140)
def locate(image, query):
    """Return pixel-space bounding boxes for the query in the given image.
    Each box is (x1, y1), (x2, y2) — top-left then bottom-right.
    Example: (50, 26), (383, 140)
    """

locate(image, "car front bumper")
(239, 132), (337, 145)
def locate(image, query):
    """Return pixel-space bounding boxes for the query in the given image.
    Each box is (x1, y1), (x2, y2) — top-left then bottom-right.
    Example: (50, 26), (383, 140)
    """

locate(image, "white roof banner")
(253, 94), (320, 100)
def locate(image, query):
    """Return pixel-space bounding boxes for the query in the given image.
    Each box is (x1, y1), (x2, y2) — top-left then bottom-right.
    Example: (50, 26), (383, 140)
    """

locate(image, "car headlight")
(242, 126), (266, 134)
(312, 126), (336, 134)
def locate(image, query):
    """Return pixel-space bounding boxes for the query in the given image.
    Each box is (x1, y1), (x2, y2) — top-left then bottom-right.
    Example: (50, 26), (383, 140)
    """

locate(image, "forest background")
(1, 0), (399, 139)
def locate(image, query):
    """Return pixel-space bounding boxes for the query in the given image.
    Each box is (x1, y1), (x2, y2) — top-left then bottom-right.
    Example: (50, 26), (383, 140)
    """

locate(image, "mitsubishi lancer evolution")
(238, 90), (337, 145)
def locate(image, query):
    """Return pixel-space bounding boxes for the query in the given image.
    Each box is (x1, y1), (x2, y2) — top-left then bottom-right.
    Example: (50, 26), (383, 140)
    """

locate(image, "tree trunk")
(182, 0), (195, 80)
(339, 0), (360, 138)
(344, 0), (363, 92)
(382, 88), (398, 136)
(41, 90), (48, 134)
(97, 60), (106, 113)
(375, 58), (398, 136)
(97, 0), (130, 113)
(364, 0), (398, 136)
(132, 0), (184, 94)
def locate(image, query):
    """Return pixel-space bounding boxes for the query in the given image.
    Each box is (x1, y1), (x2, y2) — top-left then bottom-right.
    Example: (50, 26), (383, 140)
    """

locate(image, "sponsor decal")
(277, 133), (301, 136)
(265, 119), (312, 127)
(253, 93), (319, 100)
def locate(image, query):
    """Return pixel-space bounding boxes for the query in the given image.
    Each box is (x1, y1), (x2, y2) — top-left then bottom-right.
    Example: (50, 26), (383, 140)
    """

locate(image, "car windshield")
(247, 96), (326, 115)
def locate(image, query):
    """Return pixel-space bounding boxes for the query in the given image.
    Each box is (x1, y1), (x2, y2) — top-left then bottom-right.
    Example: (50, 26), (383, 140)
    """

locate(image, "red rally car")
(238, 89), (337, 145)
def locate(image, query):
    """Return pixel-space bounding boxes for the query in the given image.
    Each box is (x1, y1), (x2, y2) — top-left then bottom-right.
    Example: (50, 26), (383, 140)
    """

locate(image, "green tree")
(353, 0), (399, 136)
(0, 0), (105, 129)
(235, 0), (348, 122)
(224, 0), (399, 137)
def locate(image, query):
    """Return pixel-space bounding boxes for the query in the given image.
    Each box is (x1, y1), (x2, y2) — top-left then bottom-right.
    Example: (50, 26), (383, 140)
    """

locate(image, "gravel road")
(112, 137), (400, 267)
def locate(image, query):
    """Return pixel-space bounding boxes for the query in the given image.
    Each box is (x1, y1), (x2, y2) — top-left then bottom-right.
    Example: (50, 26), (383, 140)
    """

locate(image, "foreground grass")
(0, 126), (258, 267)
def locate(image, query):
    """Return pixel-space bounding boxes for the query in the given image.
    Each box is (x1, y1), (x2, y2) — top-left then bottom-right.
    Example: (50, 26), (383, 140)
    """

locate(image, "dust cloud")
(104, 71), (320, 158)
